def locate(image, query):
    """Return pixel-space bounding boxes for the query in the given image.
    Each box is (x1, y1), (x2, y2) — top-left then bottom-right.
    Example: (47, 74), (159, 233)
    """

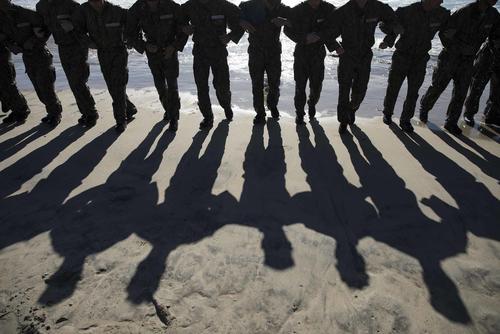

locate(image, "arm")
(173, 4), (189, 52)
(381, 7), (403, 48)
(24, 8), (50, 50)
(126, 2), (145, 53)
(72, 5), (93, 48)
(225, 1), (244, 44)
(283, 7), (307, 44)
(323, 8), (342, 52)
(439, 7), (467, 53)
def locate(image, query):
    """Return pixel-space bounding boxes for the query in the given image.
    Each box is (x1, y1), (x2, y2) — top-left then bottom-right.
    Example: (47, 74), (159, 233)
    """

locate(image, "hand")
(164, 45), (176, 59)
(60, 20), (74, 32)
(335, 46), (345, 55)
(146, 43), (159, 53)
(219, 34), (231, 45)
(182, 25), (195, 35)
(240, 20), (256, 33)
(271, 17), (289, 27)
(23, 39), (34, 50)
(305, 33), (320, 45)
(379, 41), (388, 49)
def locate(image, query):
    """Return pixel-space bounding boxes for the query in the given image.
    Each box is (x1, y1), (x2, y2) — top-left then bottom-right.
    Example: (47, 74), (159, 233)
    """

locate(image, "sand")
(0, 89), (499, 334)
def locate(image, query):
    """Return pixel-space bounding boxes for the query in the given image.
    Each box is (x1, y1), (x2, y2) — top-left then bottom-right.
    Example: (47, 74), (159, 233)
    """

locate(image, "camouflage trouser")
(420, 50), (474, 125)
(383, 51), (428, 123)
(59, 44), (97, 118)
(294, 50), (325, 117)
(464, 44), (492, 117)
(337, 51), (372, 124)
(147, 50), (180, 121)
(23, 47), (62, 116)
(0, 47), (29, 116)
(98, 48), (136, 124)
(248, 46), (281, 117)
(193, 47), (231, 120)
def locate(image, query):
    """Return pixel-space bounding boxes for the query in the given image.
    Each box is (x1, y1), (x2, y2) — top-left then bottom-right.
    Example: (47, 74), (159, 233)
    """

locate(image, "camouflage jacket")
(381, 2), (450, 57)
(284, 0), (335, 55)
(0, 5), (49, 55)
(440, 1), (499, 57)
(181, 0), (244, 52)
(327, 0), (398, 58)
(127, 0), (188, 53)
(36, 0), (81, 47)
(239, 0), (291, 53)
(73, 1), (128, 51)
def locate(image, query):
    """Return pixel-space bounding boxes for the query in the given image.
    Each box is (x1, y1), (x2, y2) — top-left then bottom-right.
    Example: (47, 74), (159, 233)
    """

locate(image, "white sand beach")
(0, 89), (499, 333)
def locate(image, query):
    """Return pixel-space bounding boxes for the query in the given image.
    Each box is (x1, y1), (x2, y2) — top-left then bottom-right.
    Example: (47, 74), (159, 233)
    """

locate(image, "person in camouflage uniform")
(239, 0), (291, 124)
(73, 0), (137, 133)
(463, 20), (500, 127)
(419, 0), (499, 135)
(380, 0), (450, 133)
(127, 0), (188, 132)
(284, 0), (336, 125)
(0, 0), (62, 126)
(327, 0), (399, 134)
(181, 0), (244, 130)
(0, 41), (30, 123)
(37, 0), (98, 128)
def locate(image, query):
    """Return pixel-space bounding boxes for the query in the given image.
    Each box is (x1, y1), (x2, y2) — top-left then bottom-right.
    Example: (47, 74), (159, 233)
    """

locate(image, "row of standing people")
(0, 0), (499, 135)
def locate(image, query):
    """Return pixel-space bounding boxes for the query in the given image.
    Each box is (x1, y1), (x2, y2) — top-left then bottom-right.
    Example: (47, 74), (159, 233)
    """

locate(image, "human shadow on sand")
(1, 120), (498, 324)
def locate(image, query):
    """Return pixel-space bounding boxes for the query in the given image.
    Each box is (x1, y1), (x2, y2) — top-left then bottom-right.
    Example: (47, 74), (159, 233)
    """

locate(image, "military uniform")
(37, 0), (98, 126)
(73, 1), (137, 131)
(0, 4), (62, 125)
(327, 0), (397, 130)
(181, 0), (244, 128)
(0, 43), (30, 122)
(128, 0), (187, 130)
(419, 1), (499, 134)
(464, 21), (500, 126)
(381, 2), (449, 131)
(284, 0), (335, 123)
(240, 0), (291, 122)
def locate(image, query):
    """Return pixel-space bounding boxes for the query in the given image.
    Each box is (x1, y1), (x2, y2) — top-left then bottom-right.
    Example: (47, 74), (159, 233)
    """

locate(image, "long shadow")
(238, 120), (294, 270)
(0, 125), (86, 200)
(342, 125), (471, 323)
(0, 124), (51, 162)
(292, 121), (370, 288)
(127, 121), (236, 303)
(392, 127), (500, 243)
(0, 128), (118, 252)
(38, 122), (170, 305)
(428, 124), (500, 182)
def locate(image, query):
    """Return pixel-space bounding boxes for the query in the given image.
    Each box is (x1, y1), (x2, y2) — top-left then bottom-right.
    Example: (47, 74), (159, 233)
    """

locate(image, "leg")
(350, 52), (372, 114)
(383, 53), (407, 117)
(249, 50), (266, 118)
(26, 51), (62, 118)
(337, 56), (355, 125)
(446, 58), (474, 126)
(400, 56), (427, 123)
(484, 68), (499, 124)
(147, 53), (169, 114)
(0, 49), (29, 121)
(307, 55), (325, 117)
(60, 46), (96, 118)
(99, 50), (127, 125)
(265, 52), (281, 114)
(165, 55), (181, 122)
(193, 54), (213, 120)
(420, 51), (454, 114)
(211, 55), (232, 116)
(463, 47), (492, 118)
(293, 54), (308, 119)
